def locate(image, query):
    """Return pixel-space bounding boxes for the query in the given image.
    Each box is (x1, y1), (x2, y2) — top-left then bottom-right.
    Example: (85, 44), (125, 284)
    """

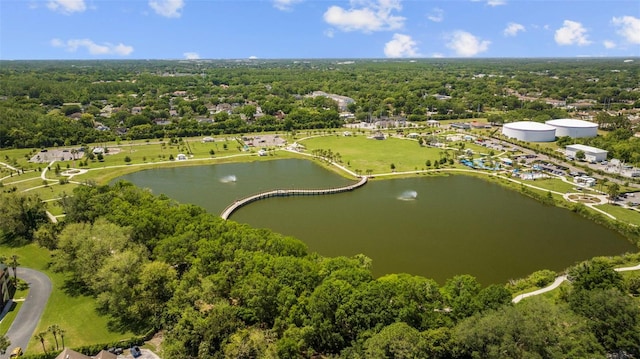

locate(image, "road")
(1, 268), (52, 359)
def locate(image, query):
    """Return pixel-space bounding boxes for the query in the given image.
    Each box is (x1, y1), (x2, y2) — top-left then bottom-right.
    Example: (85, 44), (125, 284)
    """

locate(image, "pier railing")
(220, 176), (368, 220)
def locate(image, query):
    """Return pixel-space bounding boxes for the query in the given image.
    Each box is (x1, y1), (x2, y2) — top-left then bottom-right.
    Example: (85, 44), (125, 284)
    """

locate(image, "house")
(176, 154), (187, 161)
(55, 348), (90, 359)
(152, 118), (172, 126)
(202, 137), (215, 143)
(1, 264), (10, 311)
(54, 348), (116, 359)
(450, 122), (471, 130)
(94, 350), (117, 359)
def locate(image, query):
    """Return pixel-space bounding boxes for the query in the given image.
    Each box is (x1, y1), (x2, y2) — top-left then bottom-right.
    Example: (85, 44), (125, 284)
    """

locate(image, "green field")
(595, 204), (640, 225)
(299, 135), (457, 174)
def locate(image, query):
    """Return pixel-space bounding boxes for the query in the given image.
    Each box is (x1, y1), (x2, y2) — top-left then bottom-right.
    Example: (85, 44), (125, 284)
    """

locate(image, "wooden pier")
(220, 176), (368, 220)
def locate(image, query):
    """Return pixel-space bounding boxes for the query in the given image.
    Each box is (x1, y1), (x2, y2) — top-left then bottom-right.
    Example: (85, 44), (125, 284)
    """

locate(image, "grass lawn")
(522, 177), (576, 193)
(0, 284), (28, 335)
(595, 204), (640, 225)
(0, 243), (133, 354)
(299, 135), (451, 174)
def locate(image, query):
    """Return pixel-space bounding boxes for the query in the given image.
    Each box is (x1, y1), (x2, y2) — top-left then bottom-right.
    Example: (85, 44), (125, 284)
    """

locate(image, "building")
(545, 119), (598, 138)
(502, 121), (556, 142)
(176, 154), (187, 161)
(566, 144), (608, 162)
(1, 264), (10, 310)
(54, 348), (117, 359)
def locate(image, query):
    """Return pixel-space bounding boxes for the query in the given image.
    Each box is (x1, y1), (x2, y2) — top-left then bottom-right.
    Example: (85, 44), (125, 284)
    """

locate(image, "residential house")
(131, 107), (143, 115)
(54, 348), (116, 359)
(153, 118), (172, 126)
(1, 264), (10, 310)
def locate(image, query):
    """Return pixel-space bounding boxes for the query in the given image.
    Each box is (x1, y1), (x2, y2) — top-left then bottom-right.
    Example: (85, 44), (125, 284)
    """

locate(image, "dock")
(220, 176), (368, 220)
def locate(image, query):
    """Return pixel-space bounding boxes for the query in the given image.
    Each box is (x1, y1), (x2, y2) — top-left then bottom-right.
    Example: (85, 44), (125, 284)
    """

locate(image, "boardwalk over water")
(221, 176), (368, 220)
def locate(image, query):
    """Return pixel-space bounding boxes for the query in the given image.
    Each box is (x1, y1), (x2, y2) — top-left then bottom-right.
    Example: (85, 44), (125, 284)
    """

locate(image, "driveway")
(1, 268), (52, 359)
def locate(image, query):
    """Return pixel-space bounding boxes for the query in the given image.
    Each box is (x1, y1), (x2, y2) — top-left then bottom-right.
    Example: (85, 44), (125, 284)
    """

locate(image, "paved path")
(512, 263), (640, 304)
(1, 268), (52, 359)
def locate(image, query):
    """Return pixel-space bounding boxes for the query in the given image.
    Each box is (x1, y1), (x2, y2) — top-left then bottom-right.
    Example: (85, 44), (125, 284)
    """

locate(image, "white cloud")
(384, 33), (419, 58)
(324, 28), (335, 38)
(446, 30), (490, 57)
(273, 0), (303, 11)
(554, 20), (591, 46)
(149, 0), (184, 18)
(612, 16), (640, 44)
(487, 0), (506, 6)
(51, 38), (134, 56)
(46, 0), (86, 14)
(249, 55), (258, 59)
(504, 22), (525, 37)
(603, 40), (616, 49)
(183, 52), (200, 59)
(432, 53), (444, 58)
(323, 0), (405, 33)
(471, 0), (506, 6)
(427, 8), (443, 22)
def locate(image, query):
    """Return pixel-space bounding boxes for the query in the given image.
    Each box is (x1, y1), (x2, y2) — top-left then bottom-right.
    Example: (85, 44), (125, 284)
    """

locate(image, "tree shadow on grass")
(61, 278), (91, 297)
(105, 315), (152, 336)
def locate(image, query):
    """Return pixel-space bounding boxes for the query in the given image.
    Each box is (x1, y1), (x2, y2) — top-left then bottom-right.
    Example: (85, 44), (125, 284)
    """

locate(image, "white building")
(566, 144), (608, 162)
(545, 119), (598, 138)
(176, 153), (187, 161)
(502, 121), (556, 142)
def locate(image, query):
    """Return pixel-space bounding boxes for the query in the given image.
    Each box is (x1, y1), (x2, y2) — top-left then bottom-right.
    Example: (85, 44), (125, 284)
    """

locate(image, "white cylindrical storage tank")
(545, 119), (598, 138)
(502, 121), (556, 142)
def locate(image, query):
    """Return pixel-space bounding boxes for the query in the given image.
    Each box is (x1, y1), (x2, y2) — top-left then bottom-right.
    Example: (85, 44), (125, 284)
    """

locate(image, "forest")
(0, 59), (639, 164)
(1, 182), (639, 358)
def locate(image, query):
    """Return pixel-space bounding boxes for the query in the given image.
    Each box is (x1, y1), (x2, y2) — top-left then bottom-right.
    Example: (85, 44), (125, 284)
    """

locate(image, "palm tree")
(10, 255), (18, 283)
(48, 325), (60, 350)
(34, 332), (47, 354)
(59, 328), (66, 349)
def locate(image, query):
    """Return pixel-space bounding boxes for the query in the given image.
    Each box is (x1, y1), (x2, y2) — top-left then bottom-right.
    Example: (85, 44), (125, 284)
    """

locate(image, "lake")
(117, 159), (636, 284)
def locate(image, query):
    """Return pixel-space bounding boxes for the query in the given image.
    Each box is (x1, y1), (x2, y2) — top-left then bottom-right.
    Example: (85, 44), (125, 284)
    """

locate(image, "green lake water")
(117, 159), (637, 284)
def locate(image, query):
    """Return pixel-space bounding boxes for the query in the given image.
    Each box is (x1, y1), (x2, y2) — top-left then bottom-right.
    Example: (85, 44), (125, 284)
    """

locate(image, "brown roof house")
(54, 348), (116, 359)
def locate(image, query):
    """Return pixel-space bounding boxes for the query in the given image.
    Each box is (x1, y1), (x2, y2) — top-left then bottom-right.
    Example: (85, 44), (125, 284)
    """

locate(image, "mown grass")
(299, 135), (453, 174)
(0, 243), (132, 354)
(595, 204), (640, 225)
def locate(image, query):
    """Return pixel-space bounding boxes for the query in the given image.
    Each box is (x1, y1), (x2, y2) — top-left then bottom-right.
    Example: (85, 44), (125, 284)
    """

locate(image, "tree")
(454, 298), (603, 358)
(48, 325), (60, 350)
(34, 332), (47, 354)
(0, 335), (10, 355)
(10, 255), (18, 283)
(124, 156), (131, 163)
(607, 182), (620, 201)
(0, 193), (47, 241)
(390, 163), (396, 172)
(364, 322), (425, 358)
(569, 288), (640, 354)
(59, 328), (66, 349)
(575, 150), (586, 161)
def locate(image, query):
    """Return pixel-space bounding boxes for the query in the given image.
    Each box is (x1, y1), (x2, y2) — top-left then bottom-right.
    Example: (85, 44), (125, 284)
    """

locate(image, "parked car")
(130, 346), (142, 358)
(9, 347), (22, 358)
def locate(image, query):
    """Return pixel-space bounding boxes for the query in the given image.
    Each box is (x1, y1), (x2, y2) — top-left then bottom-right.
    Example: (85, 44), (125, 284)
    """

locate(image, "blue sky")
(1, 0), (639, 59)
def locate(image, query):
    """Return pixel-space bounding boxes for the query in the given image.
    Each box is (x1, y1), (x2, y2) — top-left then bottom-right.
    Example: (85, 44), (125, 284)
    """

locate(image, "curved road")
(1, 268), (52, 359)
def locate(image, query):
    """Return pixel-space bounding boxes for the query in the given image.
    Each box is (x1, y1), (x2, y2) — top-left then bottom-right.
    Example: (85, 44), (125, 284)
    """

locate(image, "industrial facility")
(566, 144), (608, 162)
(545, 119), (598, 138)
(502, 121), (556, 142)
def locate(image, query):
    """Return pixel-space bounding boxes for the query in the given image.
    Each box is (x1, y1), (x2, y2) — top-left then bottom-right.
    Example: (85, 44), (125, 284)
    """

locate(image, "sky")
(1, 0), (639, 60)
